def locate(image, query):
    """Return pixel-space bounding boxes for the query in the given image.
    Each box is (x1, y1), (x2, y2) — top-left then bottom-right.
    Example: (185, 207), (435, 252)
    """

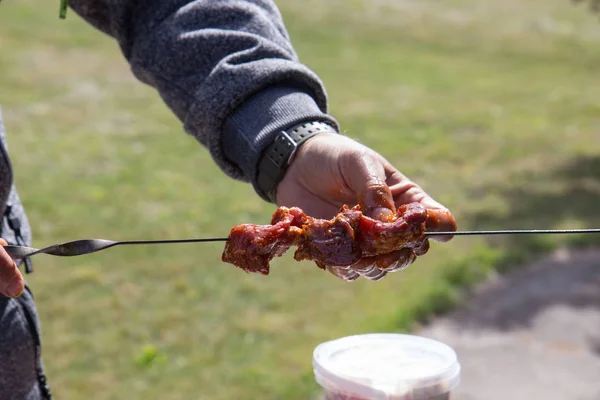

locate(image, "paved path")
(420, 248), (600, 400)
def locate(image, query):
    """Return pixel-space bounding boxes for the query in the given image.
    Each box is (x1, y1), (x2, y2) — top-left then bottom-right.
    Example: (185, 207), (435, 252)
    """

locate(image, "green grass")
(0, 0), (599, 398)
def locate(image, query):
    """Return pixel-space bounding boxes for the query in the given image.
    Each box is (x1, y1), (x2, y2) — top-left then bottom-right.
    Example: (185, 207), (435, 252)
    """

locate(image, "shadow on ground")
(470, 155), (600, 263)
(421, 248), (600, 400)
(418, 155), (600, 399)
(461, 154), (600, 328)
(442, 248), (600, 333)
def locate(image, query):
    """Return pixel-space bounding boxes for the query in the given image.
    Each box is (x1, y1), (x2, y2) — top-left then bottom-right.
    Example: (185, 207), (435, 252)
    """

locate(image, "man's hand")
(276, 132), (457, 281)
(0, 239), (24, 297)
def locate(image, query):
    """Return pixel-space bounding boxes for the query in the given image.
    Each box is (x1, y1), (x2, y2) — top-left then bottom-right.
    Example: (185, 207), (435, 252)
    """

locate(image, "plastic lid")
(313, 333), (460, 400)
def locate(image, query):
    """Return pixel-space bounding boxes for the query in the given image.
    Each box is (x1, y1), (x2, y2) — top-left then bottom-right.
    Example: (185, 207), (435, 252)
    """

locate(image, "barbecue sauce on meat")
(221, 207), (305, 275)
(294, 205), (363, 269)
(221, 203), (429, 275)
(357, 203), (428, 256)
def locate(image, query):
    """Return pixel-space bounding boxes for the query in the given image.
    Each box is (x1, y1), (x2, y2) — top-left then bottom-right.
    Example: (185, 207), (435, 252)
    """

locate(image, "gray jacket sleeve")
(69, 0), (338, 200)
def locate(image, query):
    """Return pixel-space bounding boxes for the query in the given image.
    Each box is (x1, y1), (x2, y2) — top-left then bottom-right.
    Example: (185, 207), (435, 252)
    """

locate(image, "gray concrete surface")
(420, 248), (600, 400)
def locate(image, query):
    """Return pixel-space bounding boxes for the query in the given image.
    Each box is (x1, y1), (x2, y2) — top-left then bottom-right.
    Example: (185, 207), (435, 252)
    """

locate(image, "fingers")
(386, 169), (457, 242)
(388, 178), (442, 212)
(324, 241), (426, 282)
(325, 265), (360, 282)
(375, 248), (417, 272)
(351, 258), (387, 281)
(412, 239), (430, 256)
(371, 248), (417, 273)
(424, 208), (457, 242)
(340, 150), (396, 221)
(363, 267), (387, 281)
(349, 247), (420, 281)
(0, 239), (24, 297)
(361, 184), (396, 222)
(278, 190), (340, 220)
(395, 248), (418, 270)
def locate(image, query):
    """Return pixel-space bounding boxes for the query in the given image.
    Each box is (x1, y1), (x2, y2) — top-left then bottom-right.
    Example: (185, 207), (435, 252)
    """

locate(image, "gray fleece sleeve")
(69, 0), (339, 199)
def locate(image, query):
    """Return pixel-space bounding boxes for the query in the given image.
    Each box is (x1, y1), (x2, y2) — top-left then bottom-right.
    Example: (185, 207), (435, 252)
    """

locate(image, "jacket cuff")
(222, 85), (339, 201)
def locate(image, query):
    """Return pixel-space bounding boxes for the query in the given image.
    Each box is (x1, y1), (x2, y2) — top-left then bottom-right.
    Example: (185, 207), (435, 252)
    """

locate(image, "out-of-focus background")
(0, 0), (599, 399)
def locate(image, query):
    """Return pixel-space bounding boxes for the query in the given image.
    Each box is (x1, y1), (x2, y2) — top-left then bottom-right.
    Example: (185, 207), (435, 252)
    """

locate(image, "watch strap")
(257, 121), (336, 203)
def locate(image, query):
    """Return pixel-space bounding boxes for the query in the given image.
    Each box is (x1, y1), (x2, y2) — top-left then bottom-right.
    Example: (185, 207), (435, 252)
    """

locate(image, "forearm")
(69, 0), (338, 196)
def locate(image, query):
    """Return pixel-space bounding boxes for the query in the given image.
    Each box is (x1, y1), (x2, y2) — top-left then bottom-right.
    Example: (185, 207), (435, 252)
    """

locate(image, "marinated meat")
(222, 202), (431, 275)
(357, 203), (427, 257)
(221, 207), (305, 275)
(294, 205), (363, 269)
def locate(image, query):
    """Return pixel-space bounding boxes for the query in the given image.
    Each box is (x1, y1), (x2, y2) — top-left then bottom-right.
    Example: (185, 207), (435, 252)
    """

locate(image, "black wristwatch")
(257, 121), (336, 203)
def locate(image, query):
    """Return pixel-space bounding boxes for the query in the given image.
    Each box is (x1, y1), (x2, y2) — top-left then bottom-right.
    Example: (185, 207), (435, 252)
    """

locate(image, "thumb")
(342, 150), (395, 221)
(0, 238), (24, 297)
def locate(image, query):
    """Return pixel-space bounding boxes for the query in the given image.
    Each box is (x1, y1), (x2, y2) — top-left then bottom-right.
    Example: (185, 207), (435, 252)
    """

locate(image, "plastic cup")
(313, 333), (460, 400)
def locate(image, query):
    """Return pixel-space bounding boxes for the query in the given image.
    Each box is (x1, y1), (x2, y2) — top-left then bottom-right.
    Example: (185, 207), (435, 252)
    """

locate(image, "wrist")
(257, 121), (338, 203)
(221, 85), (339, 201)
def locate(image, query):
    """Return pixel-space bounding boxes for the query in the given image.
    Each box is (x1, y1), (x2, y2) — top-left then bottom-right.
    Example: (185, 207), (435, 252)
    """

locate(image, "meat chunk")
(221, 207), (305, 274)
(294, 205), (363, 268)
(221, 203), (430, 276)
(357, 203), (428, 257)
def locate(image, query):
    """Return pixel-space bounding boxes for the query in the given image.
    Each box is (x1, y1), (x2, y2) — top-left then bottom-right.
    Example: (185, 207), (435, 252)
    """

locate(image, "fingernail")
(368, 269), (387, 281)
(6, 276), (24, 297)
(344, 270), (360, 282)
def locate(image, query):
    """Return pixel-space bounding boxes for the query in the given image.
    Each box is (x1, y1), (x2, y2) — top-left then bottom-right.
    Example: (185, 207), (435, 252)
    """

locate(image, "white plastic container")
(313, 333), (460, 400)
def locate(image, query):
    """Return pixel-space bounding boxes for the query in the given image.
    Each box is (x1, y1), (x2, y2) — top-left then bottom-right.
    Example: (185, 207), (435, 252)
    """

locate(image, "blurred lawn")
(0, 0), (599, 399)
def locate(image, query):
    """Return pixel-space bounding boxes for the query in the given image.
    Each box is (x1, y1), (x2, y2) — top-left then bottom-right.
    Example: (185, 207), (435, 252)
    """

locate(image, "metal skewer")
(3, 229), (599, 260)
(426, 229), (600, 236)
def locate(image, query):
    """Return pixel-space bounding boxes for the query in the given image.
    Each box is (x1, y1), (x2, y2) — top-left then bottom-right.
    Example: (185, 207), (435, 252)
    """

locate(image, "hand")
(276, 132), (457, 281)
(0, 239), (24, 297)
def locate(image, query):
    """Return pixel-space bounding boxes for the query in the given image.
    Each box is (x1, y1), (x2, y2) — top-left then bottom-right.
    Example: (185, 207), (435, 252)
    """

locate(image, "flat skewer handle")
(2, 237), (230, 260)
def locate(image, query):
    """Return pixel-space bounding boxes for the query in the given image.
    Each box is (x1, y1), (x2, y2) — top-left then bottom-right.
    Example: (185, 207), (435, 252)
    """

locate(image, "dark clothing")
(70, 0), (338, 200)
(0, 288), (48, 400)
(0, 110), (50, 399)
(1, 0), (336, 397)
